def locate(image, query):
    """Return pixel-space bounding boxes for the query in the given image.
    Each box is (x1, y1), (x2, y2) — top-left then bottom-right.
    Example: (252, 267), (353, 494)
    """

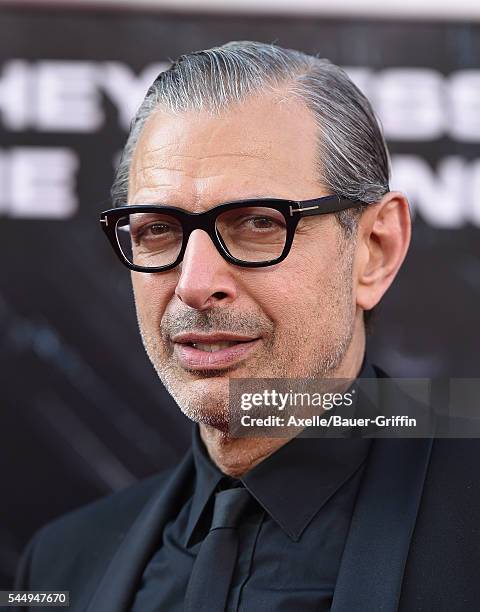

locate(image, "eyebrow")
(128, 194), (285, 208)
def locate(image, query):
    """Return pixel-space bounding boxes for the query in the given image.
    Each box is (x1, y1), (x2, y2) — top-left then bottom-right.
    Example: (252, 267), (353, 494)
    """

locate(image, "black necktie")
(184, 484), (252, 612)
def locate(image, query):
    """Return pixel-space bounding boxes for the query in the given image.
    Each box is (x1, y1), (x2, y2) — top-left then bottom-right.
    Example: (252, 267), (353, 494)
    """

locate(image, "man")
(15, 41), (480, 611)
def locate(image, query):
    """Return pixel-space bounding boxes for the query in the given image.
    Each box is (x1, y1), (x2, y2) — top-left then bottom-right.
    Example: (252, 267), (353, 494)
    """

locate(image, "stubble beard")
(136, 247), (356, 431)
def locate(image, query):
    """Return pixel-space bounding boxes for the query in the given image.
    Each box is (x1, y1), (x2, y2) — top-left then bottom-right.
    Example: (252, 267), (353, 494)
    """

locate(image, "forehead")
(128, 91), (322, 207)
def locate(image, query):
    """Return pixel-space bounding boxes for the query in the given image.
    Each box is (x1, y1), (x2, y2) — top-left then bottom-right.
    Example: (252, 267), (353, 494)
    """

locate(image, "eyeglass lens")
(115, 206), (288, 268)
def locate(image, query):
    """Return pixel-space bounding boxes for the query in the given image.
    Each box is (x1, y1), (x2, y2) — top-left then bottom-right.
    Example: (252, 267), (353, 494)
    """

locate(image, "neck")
(199, 322), (366, 478)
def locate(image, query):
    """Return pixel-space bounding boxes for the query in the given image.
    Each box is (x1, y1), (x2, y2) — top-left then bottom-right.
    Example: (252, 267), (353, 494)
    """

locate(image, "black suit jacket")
(14, 375), (480, 612)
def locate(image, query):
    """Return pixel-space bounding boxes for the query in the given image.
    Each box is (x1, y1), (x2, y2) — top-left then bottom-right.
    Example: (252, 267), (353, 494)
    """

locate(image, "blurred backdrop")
(1, 0), (479, 588)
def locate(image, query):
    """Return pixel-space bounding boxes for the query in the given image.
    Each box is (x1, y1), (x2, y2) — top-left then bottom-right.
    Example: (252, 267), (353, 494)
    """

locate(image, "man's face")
(128, 92), (358, 429)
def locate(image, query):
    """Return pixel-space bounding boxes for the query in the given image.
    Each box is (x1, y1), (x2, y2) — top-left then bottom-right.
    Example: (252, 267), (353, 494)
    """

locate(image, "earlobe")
(355, 192), (411, 312)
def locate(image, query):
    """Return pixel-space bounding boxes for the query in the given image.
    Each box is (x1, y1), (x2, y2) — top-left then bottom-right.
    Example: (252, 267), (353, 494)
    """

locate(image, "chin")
(180, 401), (232, 433)
(168, 376), (231, 424)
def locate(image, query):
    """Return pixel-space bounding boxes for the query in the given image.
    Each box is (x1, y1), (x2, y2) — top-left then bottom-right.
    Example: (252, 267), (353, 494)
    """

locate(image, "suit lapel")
(86, 449), (194, 612)
(331, 436), (433, 612)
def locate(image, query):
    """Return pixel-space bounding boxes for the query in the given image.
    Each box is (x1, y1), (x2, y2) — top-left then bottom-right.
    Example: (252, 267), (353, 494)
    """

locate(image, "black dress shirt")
(130, 364), (374, 612)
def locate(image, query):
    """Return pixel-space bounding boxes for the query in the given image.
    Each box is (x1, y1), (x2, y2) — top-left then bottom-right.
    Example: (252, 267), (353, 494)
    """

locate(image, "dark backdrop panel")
(1, 6), (479, 586)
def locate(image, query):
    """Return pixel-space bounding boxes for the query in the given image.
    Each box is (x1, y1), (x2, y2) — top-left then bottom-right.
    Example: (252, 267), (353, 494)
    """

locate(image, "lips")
(190, 341), (240, 352)
(171, 333), (260, 369)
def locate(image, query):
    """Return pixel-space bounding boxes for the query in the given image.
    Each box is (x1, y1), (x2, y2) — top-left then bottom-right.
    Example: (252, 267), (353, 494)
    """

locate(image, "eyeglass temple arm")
(289, 196), (364, 217)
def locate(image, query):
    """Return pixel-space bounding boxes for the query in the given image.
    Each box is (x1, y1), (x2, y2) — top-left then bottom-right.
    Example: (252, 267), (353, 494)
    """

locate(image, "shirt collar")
(186, 354), (375, 544)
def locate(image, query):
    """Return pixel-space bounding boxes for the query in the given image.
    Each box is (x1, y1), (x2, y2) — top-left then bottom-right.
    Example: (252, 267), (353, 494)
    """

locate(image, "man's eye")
(250, 217), (274, 228)
(135, 223), (174, 239)
(146, 224), (171, 235)
(240, 216), (284, 230)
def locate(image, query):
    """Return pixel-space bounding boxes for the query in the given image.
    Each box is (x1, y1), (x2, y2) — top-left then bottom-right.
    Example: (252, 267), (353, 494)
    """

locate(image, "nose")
(174, 229), (238, 310)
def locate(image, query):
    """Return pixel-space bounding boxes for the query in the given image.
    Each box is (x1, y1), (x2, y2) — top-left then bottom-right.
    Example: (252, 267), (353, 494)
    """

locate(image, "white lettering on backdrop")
(0, 60), (479, 224)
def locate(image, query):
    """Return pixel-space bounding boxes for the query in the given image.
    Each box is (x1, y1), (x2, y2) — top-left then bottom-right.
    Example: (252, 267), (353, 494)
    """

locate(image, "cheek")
(262, 249), (350, 336)
(131, 272), (176, 326)
(243, 255), (325, 327)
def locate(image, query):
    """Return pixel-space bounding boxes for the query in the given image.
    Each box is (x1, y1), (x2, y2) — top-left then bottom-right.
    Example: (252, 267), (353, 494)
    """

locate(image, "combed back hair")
(112, 41), (391, 327)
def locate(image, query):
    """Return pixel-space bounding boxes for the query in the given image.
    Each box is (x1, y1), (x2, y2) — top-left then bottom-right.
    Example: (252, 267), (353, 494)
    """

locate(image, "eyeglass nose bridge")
(179, 206), (246, 269)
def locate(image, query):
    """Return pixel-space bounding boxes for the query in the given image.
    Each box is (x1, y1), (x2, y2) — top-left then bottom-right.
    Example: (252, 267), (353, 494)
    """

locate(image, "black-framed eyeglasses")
(99, 195), (365, 272)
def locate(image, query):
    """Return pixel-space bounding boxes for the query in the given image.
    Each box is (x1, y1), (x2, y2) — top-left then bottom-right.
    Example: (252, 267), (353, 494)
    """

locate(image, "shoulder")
(429, 438), (480, 472)
(15, 467), (175, 592)
(41, 468), (172, 542)
(403, 438), (480, 604)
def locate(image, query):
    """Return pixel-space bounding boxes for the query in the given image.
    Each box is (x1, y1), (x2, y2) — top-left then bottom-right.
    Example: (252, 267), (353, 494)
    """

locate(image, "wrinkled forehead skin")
(127, 90), (327, 210)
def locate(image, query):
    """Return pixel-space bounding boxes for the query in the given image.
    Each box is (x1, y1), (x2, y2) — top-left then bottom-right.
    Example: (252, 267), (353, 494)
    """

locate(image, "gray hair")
(111, 40), (390, 238)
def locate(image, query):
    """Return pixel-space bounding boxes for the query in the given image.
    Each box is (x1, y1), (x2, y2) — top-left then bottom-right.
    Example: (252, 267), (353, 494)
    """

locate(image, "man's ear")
(355, 191), (411, 311)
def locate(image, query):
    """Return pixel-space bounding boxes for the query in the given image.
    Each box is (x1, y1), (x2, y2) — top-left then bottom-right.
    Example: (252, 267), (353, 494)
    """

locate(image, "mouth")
(171, 333), (261, 370)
